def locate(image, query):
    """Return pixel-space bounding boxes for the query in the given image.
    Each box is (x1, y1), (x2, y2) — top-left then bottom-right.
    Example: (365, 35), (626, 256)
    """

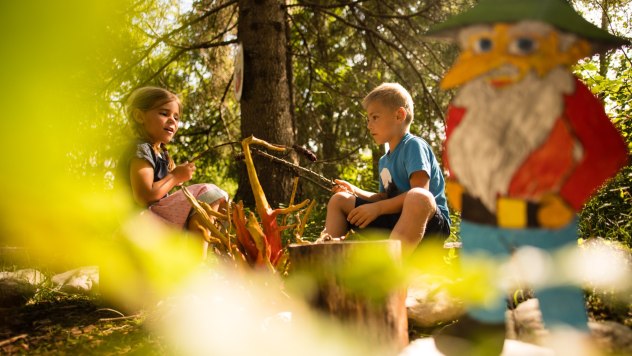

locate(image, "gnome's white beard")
(447, 67), (575, 213)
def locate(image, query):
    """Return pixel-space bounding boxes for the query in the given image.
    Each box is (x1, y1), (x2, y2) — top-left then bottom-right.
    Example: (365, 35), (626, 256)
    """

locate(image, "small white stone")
(52, 266), (99, 294)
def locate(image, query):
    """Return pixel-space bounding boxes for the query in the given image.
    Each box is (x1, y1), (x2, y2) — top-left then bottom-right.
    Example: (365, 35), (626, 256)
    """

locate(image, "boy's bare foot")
(315, 231), (342, 243)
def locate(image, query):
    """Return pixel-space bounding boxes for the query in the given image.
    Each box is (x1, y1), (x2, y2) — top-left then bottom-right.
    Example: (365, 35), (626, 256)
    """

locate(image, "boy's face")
(365, 100), (405, 145)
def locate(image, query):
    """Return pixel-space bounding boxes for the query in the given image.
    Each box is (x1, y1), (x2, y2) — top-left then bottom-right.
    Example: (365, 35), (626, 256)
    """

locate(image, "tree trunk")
(320, 106), (340, 179)
(371, 144), (382, 182)
(289, 240), (409, 353)
(236, 0), (296, 207)
(599, 0), (610, 78)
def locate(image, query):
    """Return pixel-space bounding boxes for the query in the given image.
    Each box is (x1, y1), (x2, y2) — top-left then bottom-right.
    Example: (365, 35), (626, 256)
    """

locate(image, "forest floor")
(0, 294), (165, 355)
(1, 290), (630, 355)
(1, 239), (630, 355)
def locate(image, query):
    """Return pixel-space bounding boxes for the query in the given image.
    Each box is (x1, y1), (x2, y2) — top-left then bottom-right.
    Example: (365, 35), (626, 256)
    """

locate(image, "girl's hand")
(171, 161), (195, 184)
(332, 179), (356, 195)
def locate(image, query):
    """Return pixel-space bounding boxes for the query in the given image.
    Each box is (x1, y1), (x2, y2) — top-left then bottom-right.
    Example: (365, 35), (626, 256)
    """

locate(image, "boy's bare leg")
(323, 192), (356, 238)
(391, 187), (437, 253)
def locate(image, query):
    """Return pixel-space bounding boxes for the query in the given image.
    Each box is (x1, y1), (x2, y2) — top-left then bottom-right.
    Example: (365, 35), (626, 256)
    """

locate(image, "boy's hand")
(171, 161), (195, 184)
(347, 203), (381, 228)
(332, 179), (356, 196)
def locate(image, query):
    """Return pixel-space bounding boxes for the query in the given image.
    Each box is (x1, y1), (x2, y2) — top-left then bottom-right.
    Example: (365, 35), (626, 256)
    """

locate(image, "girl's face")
(135, 100), (180, 146)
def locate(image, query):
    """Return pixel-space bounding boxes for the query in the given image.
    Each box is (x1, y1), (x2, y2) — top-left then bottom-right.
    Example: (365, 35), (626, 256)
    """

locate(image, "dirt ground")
(0, 295), (164, 355)
(1, 293), (630, 355)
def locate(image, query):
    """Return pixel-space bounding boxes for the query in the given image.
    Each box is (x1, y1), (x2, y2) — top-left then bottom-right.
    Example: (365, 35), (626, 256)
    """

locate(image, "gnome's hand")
(537, 194), (575, 228)
(446, 180), (463, 212)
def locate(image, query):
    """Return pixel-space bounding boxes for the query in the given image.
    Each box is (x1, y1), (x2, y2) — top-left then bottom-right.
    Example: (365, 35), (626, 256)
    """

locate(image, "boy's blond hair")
(362, 83), (414, 124)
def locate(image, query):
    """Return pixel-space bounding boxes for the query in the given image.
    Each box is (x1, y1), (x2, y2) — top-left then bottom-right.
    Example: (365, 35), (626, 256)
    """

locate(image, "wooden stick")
(99, 315), (141, 322)
(188, 141), (240, 163)
(95, 308), (126, 317)
(0, 334), (28, 347)
(282, 177), (301, 226)
(296, 199), (317, 239)
(250, 148), (336, 191)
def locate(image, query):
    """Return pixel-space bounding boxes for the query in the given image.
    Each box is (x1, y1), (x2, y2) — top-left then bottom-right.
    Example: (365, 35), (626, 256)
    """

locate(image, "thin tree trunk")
(236, 0), (296, 207)
(599, 0), (610, 78)
(371, 145), (382, 182)
(320, 106), (340, 179)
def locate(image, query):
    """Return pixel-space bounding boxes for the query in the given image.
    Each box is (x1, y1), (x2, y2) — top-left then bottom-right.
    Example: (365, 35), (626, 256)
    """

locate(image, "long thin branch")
(250, 148), (335, 192)
(170, 25), (238, 49)
(349, 9), (446, 122)
(306, 4), (446, 123)
(219, 76), (235, 142)
(287, 0), (367, 10)
(286, 11), (315, 112)
(0, 334), (28, 348)
(355, 2), (436, 20)
(99, 315), (141, 322)
(189, 141), (240, 162)
(174, 39), (238, 51)
(136, 48), (187, 89)
(105, 0), (238, 91)
(136, 38), (232, 94)
(310, 144), (363, 164)
(380, 19), (442, 78)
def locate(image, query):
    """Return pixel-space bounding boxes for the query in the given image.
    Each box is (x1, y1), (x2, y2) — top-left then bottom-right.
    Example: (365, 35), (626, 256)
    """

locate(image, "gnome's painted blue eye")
(473, 38), (493, 53)
(509, 37), (537, 55)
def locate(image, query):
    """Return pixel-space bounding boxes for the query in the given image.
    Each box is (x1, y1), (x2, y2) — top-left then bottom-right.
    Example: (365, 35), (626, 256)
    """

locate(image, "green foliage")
(289, 0), (458, 180)
(574, 48), (632, 247)
(570, 0), (632, 325)
(339, 148), (380, 193)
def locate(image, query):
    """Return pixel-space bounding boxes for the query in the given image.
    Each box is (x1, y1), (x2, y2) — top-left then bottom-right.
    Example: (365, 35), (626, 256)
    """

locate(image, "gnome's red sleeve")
(443, 105), (466, 174)
(559, 78), (629, 210)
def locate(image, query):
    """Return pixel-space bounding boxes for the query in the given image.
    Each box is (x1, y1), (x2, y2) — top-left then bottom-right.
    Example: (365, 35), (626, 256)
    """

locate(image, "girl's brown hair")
(126, 86), (182, 171)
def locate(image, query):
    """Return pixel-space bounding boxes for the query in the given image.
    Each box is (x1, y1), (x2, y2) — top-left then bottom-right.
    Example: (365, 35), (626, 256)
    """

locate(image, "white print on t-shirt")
(381, 168), (392, 191)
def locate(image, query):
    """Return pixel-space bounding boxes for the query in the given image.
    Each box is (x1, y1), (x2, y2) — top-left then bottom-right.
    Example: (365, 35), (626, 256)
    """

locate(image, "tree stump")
(289, 240), (408, 353)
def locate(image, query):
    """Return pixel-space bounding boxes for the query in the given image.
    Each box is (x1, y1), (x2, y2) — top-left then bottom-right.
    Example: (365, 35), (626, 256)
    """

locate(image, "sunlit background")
(0, 0), (630, 354)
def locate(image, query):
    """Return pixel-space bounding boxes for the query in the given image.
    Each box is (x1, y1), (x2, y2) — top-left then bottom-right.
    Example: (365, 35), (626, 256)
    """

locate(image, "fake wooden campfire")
(181, 136), (319, 273)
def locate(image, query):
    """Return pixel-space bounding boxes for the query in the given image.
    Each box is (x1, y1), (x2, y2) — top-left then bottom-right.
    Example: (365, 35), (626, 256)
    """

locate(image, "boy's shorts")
(349, 197), (450, 241)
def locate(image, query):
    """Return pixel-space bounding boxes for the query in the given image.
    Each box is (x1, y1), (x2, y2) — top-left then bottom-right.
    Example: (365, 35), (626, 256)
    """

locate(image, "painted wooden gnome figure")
(427, 0), (629, 353)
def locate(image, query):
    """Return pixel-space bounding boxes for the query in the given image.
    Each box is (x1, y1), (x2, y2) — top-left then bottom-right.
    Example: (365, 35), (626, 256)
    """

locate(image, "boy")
(322, 83), (450, 253)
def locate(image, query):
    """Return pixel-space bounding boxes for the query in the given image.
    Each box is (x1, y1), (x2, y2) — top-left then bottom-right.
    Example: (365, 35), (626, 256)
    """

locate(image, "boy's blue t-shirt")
(378, 133), (451, 225)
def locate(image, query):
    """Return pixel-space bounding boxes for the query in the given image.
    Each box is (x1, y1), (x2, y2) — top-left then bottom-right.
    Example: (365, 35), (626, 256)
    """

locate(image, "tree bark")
(289, 240), (409, 353)
(236, 0), (296, 207)
(371, 144), (382, 182)
(599, 0), (610, 79)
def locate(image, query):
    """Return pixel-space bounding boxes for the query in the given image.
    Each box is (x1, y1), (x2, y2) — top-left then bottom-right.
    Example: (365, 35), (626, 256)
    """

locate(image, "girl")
(124, 86), (228, 256)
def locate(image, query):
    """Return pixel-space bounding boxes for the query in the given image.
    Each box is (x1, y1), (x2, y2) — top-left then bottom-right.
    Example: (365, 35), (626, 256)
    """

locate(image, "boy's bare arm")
(332, 179), (384, 201)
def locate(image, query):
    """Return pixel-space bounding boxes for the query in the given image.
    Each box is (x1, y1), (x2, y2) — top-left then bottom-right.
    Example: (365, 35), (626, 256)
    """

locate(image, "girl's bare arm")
(129, 158), (194, 206)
